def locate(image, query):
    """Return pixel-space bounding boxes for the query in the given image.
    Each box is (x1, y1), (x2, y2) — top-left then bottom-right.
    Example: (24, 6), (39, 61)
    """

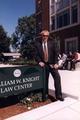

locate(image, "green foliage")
(20, 92), (43, 109)
(21, 42), (36, 60)
(12, 14), (36, 56)
(0, 25), (10, 52)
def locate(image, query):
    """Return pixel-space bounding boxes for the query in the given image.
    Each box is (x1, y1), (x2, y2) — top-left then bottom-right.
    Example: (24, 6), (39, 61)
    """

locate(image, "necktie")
(43, 42), (48, 62)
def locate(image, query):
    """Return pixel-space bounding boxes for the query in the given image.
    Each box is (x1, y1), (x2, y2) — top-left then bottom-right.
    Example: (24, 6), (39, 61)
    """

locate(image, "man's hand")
(50, 64), (59, 69)
(53, 64), (59, 69)
(39, 62), (45, 67)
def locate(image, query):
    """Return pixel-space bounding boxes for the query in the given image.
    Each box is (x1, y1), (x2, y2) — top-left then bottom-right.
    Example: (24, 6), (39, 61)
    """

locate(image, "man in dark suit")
(35, 30), (64, 101)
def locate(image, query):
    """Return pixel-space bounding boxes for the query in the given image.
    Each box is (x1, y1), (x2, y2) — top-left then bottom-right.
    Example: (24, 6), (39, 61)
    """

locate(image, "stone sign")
(0, 65), (46, 99)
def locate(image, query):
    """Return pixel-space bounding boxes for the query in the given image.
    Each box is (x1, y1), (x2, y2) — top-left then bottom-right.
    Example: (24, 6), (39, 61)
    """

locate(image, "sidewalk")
(5, 97), (80, 120)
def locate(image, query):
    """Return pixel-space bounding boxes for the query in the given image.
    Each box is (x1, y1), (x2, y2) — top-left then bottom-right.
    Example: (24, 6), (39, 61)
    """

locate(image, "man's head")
(40, 30), (49, 42)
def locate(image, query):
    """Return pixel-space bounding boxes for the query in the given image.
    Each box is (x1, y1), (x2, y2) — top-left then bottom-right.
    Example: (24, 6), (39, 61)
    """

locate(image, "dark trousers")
(45, 64), (62, 98)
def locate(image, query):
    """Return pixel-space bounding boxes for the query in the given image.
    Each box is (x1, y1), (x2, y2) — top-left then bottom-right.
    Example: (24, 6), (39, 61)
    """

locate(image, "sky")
(0, 0), (35, 36)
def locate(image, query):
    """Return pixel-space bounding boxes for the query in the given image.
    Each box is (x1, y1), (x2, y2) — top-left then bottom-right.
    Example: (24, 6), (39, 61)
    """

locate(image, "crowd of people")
(58, 51), (80, 70)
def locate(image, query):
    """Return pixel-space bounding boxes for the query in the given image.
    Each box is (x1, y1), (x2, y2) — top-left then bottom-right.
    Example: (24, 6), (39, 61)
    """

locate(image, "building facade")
(35, 0), (80, 53)
(50, 0), (80, 53)
(35, 0), (49, 36)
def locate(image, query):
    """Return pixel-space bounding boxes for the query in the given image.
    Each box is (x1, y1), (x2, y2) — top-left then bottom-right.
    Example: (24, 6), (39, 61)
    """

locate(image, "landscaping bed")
(0, 93), (55, 120)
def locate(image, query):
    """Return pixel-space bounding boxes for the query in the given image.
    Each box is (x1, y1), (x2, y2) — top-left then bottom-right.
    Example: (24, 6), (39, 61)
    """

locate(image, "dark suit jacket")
(34, 38), (58, 64)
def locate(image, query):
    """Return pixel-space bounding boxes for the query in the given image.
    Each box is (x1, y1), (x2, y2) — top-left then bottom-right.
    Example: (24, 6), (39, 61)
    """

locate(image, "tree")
(0, 25), (10, 52)
(12, 14), (36, 56)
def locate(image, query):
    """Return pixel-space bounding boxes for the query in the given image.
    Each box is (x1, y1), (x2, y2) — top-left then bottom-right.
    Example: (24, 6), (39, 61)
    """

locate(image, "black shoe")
(56, 96), (64, 101)
(42, 94), (48, 101)
(48, 95), (57, 102)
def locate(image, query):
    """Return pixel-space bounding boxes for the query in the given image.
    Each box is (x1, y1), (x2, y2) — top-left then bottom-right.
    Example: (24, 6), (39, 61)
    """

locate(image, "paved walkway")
(5, 97), (80, 120)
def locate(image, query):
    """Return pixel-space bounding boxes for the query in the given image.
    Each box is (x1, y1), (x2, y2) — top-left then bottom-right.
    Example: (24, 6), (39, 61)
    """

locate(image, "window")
(57, 14), (63, 28)
(63, 10), (70, 26)
(51, 0), (55, 4)
(71, 0), (78, 4)
(65, 37), (78, 53)
(51, 5), (55, 14)
(71, 5), (78, 24)
(56, 0), (69, 11)
(57, 10), (70, 28)
(51, 16), (55, 30)
(56, 1), (63, 11)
